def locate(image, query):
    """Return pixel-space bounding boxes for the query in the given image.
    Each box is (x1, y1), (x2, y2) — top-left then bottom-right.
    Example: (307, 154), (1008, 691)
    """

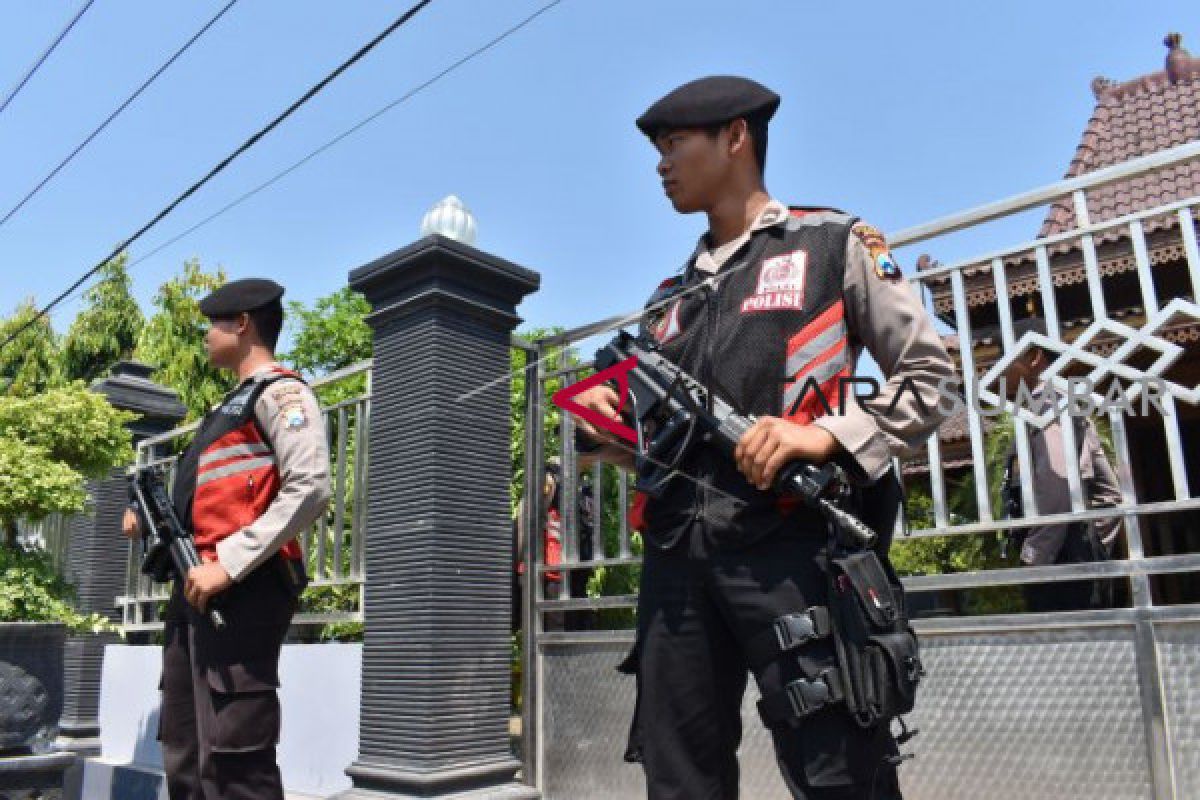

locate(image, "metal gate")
(518, 141), (1200, 799)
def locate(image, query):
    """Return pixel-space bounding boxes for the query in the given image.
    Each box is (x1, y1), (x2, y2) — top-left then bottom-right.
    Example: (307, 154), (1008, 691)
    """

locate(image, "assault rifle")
(592, 331), (878, 548)
(129, 466), (227, 630)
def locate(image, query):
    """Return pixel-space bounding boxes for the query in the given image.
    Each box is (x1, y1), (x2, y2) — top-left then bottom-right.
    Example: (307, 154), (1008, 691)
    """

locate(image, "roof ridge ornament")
(1165, 32), (1199, 85)
(1091, 76), (1116, 100)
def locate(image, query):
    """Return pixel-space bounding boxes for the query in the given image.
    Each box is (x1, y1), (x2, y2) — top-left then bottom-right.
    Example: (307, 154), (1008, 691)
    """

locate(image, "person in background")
(999, 316), (1124, 612)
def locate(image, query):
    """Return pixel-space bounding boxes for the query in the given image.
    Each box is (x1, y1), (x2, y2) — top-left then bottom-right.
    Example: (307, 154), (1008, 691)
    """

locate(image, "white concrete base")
(91, 642), (362, 799)
(78, 757), (328, 799)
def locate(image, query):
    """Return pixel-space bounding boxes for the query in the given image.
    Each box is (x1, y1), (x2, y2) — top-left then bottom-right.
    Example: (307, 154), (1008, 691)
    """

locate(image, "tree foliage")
(135, 259), (232, 421)
(282, 287), (372, 405)
(283, 287), (372, 374)
(0, 545), (118, 633)
(892, 414), (1027, 614)
(61, 254), (143, 384)
(0, 300), (62, 397)
(0, 385), (135, 533)
(0, 438), (85, 531)
(0, 383), (134, 637)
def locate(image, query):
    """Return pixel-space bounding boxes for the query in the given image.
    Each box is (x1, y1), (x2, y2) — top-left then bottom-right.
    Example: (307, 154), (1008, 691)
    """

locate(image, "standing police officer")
(122, 278), (331, 800)
(571, 77), (955, 799)
(999, 316), (1123, 611)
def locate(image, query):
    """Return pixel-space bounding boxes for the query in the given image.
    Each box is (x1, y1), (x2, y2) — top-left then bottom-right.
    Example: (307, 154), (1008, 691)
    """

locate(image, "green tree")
(135, 259), (232, 421)
(282, 287), (372, 405)
(283, 287), (371, 373)
(0, 437), (84, 542)
(61, 254), (144, 384)
(892, 414), (1025, 614)
(0, 300), (62, 396)
(0, 383), (133, 633)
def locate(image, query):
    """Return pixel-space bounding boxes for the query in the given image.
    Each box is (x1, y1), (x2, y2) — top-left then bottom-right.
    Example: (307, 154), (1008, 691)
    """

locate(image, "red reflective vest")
(172, 367), (305, 564)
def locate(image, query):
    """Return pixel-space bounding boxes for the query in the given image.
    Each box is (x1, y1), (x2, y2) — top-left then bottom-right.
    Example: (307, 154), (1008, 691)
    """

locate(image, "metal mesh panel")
(542, 628), (1159, 800)
(540, 640), (791, 800)
(1156, 621), (1200, 798)
(899, 627), (1153, 800)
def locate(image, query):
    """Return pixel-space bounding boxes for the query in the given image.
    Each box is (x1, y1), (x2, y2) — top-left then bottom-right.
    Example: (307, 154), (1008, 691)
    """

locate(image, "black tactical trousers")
(624, 527), (903, 800)
(159, 559), (296, 800)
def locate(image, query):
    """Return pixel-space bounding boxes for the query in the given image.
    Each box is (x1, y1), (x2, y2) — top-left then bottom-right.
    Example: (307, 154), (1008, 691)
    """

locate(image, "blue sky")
(0, 0), (1194, 354)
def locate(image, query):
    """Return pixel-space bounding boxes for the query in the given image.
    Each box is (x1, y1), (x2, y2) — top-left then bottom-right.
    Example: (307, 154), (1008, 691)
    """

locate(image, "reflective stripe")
(196, 455), (276, 486)
(786, 301), (845, 358)
(784, 210), (853, 230)
(807, 357), (849, 393)
(783, 359), (849, 412)
(785, 322), (847, 377)
(199, 442), (271, 467)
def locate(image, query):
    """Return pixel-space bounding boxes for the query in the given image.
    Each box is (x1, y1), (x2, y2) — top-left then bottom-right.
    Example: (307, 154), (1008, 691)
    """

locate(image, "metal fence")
(116, 360), (373, 633)
(16, 513), (72, 574)
(520, 140), (1200, 798)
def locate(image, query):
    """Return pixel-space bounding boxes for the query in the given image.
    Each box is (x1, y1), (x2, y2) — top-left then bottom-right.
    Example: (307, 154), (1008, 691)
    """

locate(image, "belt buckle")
(774, 609), (817, 653)
(785, 671), (831, 719)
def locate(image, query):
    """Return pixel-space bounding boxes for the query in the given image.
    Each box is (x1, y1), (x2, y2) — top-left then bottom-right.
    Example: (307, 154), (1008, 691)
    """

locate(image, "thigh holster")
(757, 550), (923, 734)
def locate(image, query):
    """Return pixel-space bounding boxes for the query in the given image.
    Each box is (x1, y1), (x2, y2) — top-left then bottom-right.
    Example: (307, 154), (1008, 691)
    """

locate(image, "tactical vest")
(172, 368), (306, 563)
(634, 207), (860, 549)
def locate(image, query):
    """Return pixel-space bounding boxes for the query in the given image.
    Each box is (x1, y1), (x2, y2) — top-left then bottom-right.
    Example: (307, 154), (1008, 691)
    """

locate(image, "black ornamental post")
(55, 361), (186, 754)
(340, 233), (540, 799)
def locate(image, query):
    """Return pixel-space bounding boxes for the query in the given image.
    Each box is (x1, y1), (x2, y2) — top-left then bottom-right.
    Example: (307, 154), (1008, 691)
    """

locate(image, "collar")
(692, 198), (789, 274)
(250, 362), (286, 379)
(232, 362), (289, 392)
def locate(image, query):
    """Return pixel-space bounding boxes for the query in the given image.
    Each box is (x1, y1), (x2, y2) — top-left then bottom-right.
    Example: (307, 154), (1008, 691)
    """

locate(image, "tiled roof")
(1038, 33), (1200, 240)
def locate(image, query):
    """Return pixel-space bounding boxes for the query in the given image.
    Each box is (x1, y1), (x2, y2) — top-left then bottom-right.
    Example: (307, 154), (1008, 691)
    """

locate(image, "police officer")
(122, 278), (332, 800)
(999, 316), (1123, 611)
(571, 76), (955, 799)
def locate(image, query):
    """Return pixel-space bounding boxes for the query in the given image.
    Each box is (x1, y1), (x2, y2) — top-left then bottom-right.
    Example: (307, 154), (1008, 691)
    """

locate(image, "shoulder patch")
(642, 275), (688, 342)
(852, 223), (903, 282)
(283, 405), (309, 430)
(264, 378), (314, 431)
(267, 381), (306, 401)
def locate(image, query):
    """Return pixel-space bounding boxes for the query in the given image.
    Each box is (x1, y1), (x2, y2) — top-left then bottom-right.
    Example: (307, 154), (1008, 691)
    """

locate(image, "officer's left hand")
(185, 563), (233, 612)
(734, 417), (839, 491)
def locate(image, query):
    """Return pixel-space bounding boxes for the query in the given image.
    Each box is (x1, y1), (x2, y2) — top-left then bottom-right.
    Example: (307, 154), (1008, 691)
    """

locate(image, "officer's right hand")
(570, 385), (623, 444)
(122, 508), (141, 540)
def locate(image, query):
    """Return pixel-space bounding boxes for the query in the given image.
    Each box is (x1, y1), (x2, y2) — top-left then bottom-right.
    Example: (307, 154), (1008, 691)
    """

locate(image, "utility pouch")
(829, 550), (923, 729)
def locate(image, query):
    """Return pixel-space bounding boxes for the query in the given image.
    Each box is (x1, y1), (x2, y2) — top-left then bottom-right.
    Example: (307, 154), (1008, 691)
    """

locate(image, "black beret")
(198, 278), (284, 318)
(636, 75), (780, 138)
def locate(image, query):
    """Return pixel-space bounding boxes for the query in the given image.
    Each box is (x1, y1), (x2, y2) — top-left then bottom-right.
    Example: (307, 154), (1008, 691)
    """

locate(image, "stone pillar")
(339, 234), (540, 799)
(55, 362), (186, 754)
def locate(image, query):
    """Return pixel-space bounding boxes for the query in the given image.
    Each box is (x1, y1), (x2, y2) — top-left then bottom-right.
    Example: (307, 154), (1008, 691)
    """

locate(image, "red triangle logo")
(551, 356), (640, 445)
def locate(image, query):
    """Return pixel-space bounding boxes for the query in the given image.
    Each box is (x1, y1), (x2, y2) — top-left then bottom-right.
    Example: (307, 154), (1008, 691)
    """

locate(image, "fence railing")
(520, 139), (1200, 798)
(16, 513), (73, 574)
(116, 360), (373, 633)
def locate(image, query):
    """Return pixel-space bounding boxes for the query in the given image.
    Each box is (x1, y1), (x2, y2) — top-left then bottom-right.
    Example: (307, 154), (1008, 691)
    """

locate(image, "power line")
(0, 0), (97, 117)
(0, 0), (241, 232)
(44, 0), (565, 326)
(0, 0), (436, 353)
(129, 1), (563, 270)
